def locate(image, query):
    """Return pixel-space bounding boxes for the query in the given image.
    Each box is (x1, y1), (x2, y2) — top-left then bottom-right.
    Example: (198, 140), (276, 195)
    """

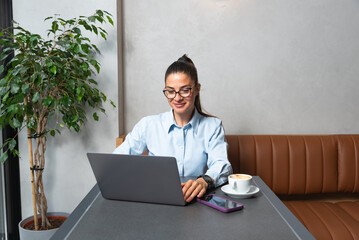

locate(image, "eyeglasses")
(163, 84), (196, 99)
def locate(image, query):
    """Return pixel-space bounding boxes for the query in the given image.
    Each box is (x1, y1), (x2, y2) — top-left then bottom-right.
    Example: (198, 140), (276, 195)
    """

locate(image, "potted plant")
(0, 9), (115, 238)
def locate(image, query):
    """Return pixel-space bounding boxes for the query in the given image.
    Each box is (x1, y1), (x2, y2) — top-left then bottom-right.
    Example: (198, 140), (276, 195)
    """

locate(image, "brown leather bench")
(116, 134), (359, 239)
(226, 135), (359, 240)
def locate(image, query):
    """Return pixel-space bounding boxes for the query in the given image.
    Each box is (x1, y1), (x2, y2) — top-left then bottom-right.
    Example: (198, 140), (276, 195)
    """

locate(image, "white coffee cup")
(228, 174), (252, 193)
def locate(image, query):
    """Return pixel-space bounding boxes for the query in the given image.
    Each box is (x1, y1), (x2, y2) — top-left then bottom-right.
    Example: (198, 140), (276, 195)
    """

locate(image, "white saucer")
(221, 184), (260, 198)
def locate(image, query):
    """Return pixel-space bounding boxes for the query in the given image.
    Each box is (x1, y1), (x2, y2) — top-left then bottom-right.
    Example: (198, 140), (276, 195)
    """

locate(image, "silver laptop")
(87, 153), (186, 206)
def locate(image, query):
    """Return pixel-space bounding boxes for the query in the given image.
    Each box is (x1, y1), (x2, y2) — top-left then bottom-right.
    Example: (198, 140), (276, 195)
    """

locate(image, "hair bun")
(178, 54), (194, 65)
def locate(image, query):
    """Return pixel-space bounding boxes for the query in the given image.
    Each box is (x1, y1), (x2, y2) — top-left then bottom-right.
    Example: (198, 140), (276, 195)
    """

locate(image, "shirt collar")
(166, 108), (201, 133)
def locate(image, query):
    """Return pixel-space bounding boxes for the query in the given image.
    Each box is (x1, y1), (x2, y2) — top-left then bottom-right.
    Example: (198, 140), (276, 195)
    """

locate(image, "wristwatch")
(198, 175), (215, 191)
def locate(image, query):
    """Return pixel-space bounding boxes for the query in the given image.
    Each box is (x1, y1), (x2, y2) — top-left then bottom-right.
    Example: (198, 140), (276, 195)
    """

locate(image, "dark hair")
(165, 54), (213, 118)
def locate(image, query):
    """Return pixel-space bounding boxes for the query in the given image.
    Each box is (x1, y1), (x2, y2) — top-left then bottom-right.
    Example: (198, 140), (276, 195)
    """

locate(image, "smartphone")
(197, 194), (244, 213)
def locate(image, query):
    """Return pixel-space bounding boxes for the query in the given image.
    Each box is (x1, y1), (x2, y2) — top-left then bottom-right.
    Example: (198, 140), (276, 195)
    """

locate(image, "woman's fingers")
(182, 179), (207, 202)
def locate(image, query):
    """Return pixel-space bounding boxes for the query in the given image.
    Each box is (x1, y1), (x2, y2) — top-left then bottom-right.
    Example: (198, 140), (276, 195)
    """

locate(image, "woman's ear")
(196, 83), (201, 93)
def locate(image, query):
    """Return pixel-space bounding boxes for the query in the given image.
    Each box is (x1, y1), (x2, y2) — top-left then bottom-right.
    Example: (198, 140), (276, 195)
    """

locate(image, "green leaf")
(0, 53), (10, 61)
(0, 78), (7, 86)
(68, 79), (76, 90)
(79, 20), (92, 31)
(88, 16), (96, 22)
(72, 115), (79, 122)
(73, 27), (81, 35)
(21, 83), (30, 94)
(93, 112), (99, 121)
(92, 44), (100, 53)
(50, 65), (57, 75)
(110, 100), (116, 108)
(12, 149), (19, 157)
(0, 152), (8, 163)
(12, 67), (24, 76)
(50, 130), (55, 136)
(95, 16), (104, 23)
(35, 75), (41, 86)
(100, 92), (107, 101)
(46, 61), (53, 68)
(52, 21), (59, 32)
(81, 63), (89, 70)
(73, 123), (80, 132)
(88, 79), (98, 85)
(32, 92), (40, 103)
(10, 82), (20, 94)
(2, 91), (9, 102)
(11, 118), (21, 128)
(96, 10), (104, 17)
(103, 10), (112, 16)
(8, 139), (16, 150)
(76, 87), (85, 102)
(74, 45), (80, 53)
(81, 44), (89, 53)
(106, 16), (114, 26)
(30, 36), (38, 47)
(60, 123), (64, 127)
(44, 16), (53, 21)
(34, 62), (41, 72)
(42, 97), (53, 106)
(100, 32), (107, 40)
(8, 104), (19, 113)
(91, 25), (98, 35)
(95, 64), (100, 74)
(30, 36), (38, 42)
(98, 27), (108, 34)
(0, 65), (4, 75)
(60, 96), (72, 107)
(89, 59), (97, 66)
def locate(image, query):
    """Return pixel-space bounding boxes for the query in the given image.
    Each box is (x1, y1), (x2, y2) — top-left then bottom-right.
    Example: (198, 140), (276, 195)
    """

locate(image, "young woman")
(114, 55), (232, 202)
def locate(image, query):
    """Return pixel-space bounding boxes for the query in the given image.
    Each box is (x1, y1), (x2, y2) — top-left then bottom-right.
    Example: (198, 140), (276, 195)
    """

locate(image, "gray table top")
(51, 176), (314, 240)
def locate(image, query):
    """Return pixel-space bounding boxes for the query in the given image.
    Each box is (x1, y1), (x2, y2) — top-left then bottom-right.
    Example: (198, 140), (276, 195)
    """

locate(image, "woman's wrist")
(197, 175), (215, 191)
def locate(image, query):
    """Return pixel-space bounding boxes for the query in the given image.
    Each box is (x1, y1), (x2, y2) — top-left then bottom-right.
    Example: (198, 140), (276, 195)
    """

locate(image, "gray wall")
(13, 0), (118, 218)
(123, 0), (359, 134)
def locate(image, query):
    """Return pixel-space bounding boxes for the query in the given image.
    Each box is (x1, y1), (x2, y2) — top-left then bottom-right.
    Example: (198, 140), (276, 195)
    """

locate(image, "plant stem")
(24, 97), (39, 231)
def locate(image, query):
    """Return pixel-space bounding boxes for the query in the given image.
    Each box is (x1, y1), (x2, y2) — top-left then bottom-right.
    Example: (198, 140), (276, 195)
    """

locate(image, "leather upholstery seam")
(337, 202), (359, 223)
(337, 135), (340, 192)
(306, 202), (334, 240)
(237, 136), (240, 173)
(270, 136), (274, 192)
(287, 136), (291, 194)
(320, 137), (324, 193)
(304, 137), (308, 194)
(352, 136), (358, 192)
(285, 202), (306, 227)
(324, 203), (355, 240)
(253, 136), (257, 175)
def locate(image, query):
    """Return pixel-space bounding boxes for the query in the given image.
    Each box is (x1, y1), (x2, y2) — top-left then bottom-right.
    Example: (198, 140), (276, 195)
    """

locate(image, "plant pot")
(18, 212), (69, 240)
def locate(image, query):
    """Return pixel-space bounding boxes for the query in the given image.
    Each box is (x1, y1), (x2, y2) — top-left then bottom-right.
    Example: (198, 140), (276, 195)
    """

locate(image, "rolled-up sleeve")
(113, 118), (147, 155)
(205, 124), (233, 187)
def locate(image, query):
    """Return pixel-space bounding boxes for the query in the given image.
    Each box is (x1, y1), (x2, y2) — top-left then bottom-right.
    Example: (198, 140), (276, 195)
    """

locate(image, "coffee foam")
(230, 174), (251, 180)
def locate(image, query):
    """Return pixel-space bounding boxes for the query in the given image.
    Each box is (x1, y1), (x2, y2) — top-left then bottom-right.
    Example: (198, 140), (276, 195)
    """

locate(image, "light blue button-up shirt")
(113, 109), (232, 187)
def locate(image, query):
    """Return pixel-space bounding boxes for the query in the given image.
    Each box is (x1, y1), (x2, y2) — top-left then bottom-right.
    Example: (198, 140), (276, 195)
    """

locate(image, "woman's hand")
(181, 178), (208, 203)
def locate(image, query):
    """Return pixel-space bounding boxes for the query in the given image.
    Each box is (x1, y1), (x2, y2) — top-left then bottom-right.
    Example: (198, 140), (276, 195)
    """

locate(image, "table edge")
(253, 177), (315, 240)
(52, 177), (315, 240)
(50, 184), (100, 240)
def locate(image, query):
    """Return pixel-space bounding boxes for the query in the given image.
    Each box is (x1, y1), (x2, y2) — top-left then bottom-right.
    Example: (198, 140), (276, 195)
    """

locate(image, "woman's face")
(164, 72), (200, 119)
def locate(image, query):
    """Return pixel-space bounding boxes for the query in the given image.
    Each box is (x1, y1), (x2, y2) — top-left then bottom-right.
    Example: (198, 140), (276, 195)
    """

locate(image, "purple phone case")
(196, 194), (244, 213)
